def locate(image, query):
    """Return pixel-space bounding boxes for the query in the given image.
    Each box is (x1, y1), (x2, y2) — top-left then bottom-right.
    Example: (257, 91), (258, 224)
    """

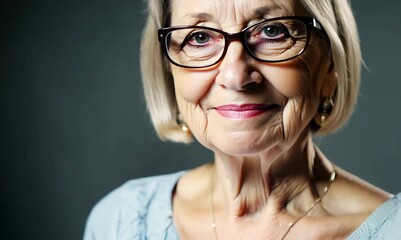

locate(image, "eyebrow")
(177, 5), (287, 26)
(179, 12), (215, 25)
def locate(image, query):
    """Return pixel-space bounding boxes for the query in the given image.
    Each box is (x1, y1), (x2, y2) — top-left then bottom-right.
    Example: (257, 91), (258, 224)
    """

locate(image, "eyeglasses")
(158, 16), (324, 68)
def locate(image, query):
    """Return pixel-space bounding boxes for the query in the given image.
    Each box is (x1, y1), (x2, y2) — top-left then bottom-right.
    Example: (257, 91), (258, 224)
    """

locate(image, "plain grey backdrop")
(1, 0), (400, 239)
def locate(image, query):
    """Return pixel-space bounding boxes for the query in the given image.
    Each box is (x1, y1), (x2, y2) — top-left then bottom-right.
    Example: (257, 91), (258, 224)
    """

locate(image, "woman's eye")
(262, 24), (287, 39)
(189, 32), (210, 45)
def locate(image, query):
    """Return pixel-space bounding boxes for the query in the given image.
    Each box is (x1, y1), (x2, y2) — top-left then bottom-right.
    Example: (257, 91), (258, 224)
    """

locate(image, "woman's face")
(169, 0), (335, 156)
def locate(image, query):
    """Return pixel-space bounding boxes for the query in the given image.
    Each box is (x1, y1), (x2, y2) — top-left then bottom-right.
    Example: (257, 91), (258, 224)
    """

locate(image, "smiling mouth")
(213, 104), (278, 119)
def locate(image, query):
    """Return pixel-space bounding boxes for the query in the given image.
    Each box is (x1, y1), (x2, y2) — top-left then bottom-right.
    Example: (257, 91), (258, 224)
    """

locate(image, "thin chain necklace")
(210, 166), (336, 240)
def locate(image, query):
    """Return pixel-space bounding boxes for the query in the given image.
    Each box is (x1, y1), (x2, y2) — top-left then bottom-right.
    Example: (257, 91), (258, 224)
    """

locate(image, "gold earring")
(180, 122), (189, 133)
(314, 97), (334, 127)
(177, 115), (190, 133)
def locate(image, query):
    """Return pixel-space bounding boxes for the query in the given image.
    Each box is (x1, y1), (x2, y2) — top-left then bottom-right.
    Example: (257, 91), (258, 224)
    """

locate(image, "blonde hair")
(140, 0), (361, 143)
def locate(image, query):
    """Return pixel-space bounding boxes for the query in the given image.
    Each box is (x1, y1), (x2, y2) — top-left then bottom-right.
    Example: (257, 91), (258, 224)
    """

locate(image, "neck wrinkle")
(213, 134), (316, 218)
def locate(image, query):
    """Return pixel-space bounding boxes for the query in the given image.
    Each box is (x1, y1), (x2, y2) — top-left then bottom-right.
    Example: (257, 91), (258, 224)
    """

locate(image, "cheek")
(171, 66), (217, 148)
(172, 67), (216, 104)
(259, 61), (321, 142)
(259, 63), (313, 99)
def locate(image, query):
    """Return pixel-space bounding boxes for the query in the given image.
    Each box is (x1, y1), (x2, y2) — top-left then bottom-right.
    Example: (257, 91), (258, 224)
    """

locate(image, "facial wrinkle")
(214, 0), (294, 29)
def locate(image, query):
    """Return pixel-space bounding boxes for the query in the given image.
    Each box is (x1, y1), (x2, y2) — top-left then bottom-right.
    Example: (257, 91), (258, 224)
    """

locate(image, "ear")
(320, 60), (338, 98)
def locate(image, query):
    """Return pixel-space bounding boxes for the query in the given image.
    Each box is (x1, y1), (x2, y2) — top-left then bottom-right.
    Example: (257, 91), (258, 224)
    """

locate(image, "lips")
(214, 104), (276, 119)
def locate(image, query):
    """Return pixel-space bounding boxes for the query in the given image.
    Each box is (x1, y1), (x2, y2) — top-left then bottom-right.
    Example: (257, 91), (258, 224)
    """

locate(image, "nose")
(215, 42), (262, 90)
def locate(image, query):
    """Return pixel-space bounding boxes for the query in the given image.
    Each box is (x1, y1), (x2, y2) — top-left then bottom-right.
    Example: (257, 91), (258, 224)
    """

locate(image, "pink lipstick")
(214, 104), (275, 119)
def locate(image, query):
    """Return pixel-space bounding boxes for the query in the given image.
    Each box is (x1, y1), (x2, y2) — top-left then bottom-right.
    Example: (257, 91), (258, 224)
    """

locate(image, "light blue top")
(84, 172), (401, 239)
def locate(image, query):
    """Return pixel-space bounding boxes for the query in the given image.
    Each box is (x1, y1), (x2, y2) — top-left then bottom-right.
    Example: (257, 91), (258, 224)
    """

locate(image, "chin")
(209, 131), (283, 157)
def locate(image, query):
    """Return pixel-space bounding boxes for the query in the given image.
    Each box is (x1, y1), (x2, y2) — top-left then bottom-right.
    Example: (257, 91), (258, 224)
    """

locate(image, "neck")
(212, 133), (318, 217)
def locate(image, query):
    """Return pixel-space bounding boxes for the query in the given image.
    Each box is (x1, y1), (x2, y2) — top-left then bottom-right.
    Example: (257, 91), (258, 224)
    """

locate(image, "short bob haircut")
(140, 0), (361, 143)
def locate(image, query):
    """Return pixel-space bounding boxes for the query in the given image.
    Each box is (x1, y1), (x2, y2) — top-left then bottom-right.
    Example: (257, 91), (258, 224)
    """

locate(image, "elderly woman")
(84, 0), (401, 239)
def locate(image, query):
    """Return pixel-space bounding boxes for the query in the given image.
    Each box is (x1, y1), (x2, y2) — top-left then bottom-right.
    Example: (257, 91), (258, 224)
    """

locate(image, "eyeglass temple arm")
(312, 18), (323, 31)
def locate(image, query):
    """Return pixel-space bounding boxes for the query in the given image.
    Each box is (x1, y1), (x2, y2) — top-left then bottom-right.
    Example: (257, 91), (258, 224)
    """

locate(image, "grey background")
(1, 0), (400, 239)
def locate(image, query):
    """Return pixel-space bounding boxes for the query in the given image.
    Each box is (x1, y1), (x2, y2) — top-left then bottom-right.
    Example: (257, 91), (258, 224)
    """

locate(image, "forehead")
(170, 0), (308, 26)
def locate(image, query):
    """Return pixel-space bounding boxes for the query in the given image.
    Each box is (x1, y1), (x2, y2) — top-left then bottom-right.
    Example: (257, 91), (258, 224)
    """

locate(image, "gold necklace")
(210, 166), (336, 240)
(210, 171), (218, 240)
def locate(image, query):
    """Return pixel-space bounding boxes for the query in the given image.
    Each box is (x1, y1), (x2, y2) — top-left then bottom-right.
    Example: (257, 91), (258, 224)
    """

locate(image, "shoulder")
(83, 171), (185, 240)
(348, 192), (401, 239)
(375, 193), (401, 237)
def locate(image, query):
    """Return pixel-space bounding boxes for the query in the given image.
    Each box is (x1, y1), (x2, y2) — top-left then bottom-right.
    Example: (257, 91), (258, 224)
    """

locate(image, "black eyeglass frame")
(158, 16), (325, 68)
